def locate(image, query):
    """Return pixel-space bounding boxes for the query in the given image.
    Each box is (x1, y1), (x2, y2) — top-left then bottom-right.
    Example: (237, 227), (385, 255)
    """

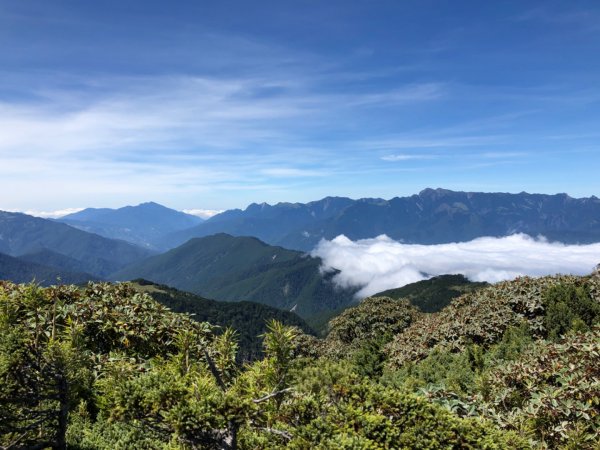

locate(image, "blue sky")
(1, 0), (599, 215)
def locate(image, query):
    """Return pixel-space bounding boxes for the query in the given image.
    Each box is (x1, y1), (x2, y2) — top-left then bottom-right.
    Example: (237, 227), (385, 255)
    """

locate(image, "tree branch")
(259, 427), (293, 441)
(204, 350), (226, 391)
(252, 388), (293, 404)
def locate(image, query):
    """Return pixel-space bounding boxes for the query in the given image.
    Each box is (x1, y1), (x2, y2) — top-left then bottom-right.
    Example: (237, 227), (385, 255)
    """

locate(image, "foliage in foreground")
(376, 276), (600, 449)
(385, 274), (600, 367)
(0, 280), (523, 449)
(303, 274), (599, 449)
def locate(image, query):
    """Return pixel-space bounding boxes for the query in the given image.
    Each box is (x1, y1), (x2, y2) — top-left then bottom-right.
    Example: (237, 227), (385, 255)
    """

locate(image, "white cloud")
(311, 234), (600, 298)
(0, 73), (446, 210)
(182, 209), (224, 219)
(3, 208), (84, 219)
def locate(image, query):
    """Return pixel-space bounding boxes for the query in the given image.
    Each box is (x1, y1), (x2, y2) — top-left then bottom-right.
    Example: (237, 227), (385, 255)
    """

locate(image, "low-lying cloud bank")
(311, 234), (600, 298)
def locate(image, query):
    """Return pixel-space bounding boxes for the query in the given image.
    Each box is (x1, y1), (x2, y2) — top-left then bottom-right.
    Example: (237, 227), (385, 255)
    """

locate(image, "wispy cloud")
(516, 7), (600, 32)
(0, 75), (445, 157)
(182, 209), (224, 219)
(260, 167), (327, 177)
(381, 154), (438, 161)
(343, 83), (444, 107)
(479, 152), (528, 159)
(312, 234), (600, 298)
(0, 70), (450, 210)
(362, 134), (504, 150)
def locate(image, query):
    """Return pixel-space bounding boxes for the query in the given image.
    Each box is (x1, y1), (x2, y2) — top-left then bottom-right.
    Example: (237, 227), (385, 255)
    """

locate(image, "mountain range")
(161, 189), (600, 251)
(58, 201), (203, 250)
(0, 211), (152, 277)
(1, 188), (599, 320)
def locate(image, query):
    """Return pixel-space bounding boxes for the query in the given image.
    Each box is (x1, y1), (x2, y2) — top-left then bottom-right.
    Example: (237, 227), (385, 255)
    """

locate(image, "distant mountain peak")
(418, 187), (456, 197)
(136, 201), (165, 208)
(56, 202), (203, 250)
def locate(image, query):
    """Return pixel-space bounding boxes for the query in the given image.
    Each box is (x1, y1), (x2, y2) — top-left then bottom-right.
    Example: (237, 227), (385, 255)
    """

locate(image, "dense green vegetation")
(315, 275), (600, 449)
(1, 273), (598, 448)
(130, 279), (314, 361)
(373, 274), (488, 312)
(114, 233), (358, 317)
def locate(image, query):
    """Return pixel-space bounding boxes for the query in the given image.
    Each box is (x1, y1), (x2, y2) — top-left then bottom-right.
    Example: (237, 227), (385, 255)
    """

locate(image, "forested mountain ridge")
(113, 233), (358, 318)
(130, 279), (314, 361)
(161, 189), (600, 251)
(373, 274), (489, 312)
(0, 210), (153, 277)
(58, 201), (203, 250)
(0, 252), (100, 286)
(18, 249), (99, 275)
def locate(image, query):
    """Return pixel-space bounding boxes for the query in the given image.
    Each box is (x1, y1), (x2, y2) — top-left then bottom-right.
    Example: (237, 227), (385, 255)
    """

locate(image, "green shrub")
(283, 361), (528, 449)
(474, 327), (600, 449)
(325, 296), (420, 356)
(543, 283), (600, 339)
(382, 347), (477, 395)
(386, 275), (600, 368)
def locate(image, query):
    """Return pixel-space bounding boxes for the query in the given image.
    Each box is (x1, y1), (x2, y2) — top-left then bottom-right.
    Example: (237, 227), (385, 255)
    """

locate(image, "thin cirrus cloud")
(312, 234), (600, 298)
(379, 152), (526, 162)
(260, 167), (328, 178)
(363, 134), (505, 150)
(0, 76), (444, 156)
(381, 154), (438, 161)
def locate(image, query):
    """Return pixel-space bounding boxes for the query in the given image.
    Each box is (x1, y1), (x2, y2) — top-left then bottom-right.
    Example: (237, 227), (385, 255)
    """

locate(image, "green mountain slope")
(0, 252), (99, 285)
(0, 210), (153, 277)
(308, 274), (487, 335)
(130, 279), (313, 361)
(113, 233), (357, 317)
(18, 249), (96, 274)
(373, 274), (488, 312)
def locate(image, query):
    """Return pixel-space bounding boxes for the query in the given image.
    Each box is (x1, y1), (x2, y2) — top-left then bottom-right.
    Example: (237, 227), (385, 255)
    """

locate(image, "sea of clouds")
(311, 234), (600, 298)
